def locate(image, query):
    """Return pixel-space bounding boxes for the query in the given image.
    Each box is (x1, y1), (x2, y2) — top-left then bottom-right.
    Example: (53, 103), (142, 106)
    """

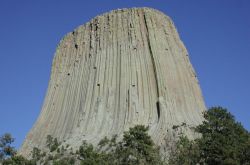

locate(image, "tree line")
(0, 107), (249, 164)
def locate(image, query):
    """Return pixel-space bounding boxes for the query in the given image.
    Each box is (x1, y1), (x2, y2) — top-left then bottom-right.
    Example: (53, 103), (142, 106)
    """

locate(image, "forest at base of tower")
(1, 107), (250, 165)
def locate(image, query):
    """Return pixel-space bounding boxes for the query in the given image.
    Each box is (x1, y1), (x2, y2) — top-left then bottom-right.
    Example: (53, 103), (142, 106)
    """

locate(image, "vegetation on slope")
(0, 107), (249, 165)
(169, 107), (250, 165)
(0, 125), (163, 165)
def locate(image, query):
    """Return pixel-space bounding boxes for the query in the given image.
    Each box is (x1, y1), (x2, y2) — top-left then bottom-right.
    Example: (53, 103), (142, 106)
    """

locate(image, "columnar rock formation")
(20, 7), (206, 157)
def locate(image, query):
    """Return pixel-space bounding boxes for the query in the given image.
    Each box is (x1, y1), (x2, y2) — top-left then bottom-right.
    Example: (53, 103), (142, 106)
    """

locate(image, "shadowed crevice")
(143, 12), (160, 122)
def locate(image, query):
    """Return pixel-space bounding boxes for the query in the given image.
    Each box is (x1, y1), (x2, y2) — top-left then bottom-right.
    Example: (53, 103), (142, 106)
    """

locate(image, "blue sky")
(0, 0), (249, 149)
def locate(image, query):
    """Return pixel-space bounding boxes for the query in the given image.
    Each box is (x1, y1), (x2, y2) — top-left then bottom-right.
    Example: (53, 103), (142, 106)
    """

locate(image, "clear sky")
(0, 0), (249, 149)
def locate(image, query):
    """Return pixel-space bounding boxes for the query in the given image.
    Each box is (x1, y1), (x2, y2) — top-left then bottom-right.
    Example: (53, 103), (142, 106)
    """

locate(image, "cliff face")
(20, 8), (205, 157)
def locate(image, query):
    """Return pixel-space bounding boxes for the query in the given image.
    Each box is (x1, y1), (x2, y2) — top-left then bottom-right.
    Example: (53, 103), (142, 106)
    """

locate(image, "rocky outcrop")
(20, 7), (206, 157)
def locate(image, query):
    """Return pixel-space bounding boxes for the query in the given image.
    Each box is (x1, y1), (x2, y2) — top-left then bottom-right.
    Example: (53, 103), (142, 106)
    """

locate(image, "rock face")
(20, 7), (206, 157)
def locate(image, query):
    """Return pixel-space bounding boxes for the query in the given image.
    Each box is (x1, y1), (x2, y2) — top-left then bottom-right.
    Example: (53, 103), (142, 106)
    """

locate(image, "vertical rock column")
(20, 7), (206, 157)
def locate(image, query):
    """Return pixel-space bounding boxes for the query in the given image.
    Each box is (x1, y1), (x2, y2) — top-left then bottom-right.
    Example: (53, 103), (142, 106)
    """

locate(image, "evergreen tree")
(196, 107), (250, 164)
(169, 107), (250, 165)
(115, 125), (162, 164)
(0, 133), (16, 161)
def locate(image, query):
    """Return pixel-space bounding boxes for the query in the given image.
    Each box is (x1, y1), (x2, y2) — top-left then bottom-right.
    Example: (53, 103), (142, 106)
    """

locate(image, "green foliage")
(78, 141), (110, 165)
(196, 107), (250, 164)
(168, 136), (201, 165)
(116, 125), (162, 165)
(98, 136), (109, 148)
(46, 135), (60, 152)
(2, 155), (35, 165)
(2, 107), (249, 165)
(0, 125), (164, 164)
(78, 125), (163, 165)
(46, 135), (53, 148)
(31, 147), (42, 160)
(0, 133), (16, 161)
(169, 107), (250, 165)
(0, 134), (35, 164)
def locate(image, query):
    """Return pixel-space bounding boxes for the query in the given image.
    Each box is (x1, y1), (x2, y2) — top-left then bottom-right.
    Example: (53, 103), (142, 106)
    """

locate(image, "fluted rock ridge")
(20, 7), (206, 157)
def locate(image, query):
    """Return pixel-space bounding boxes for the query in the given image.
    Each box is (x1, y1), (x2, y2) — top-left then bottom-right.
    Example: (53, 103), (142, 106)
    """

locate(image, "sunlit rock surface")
(20, 7), (206, 158)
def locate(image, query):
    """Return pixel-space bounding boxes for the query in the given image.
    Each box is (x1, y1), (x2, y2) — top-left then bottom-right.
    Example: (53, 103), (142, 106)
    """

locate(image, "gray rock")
(19, 7), (206, 158)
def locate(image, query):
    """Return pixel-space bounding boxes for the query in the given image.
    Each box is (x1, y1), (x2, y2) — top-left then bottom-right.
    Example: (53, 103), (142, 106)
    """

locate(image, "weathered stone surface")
(20, 7), (206, 157)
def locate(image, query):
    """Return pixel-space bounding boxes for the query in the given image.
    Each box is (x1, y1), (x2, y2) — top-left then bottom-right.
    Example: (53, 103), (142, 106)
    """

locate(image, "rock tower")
(20, 7), (206, 157)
